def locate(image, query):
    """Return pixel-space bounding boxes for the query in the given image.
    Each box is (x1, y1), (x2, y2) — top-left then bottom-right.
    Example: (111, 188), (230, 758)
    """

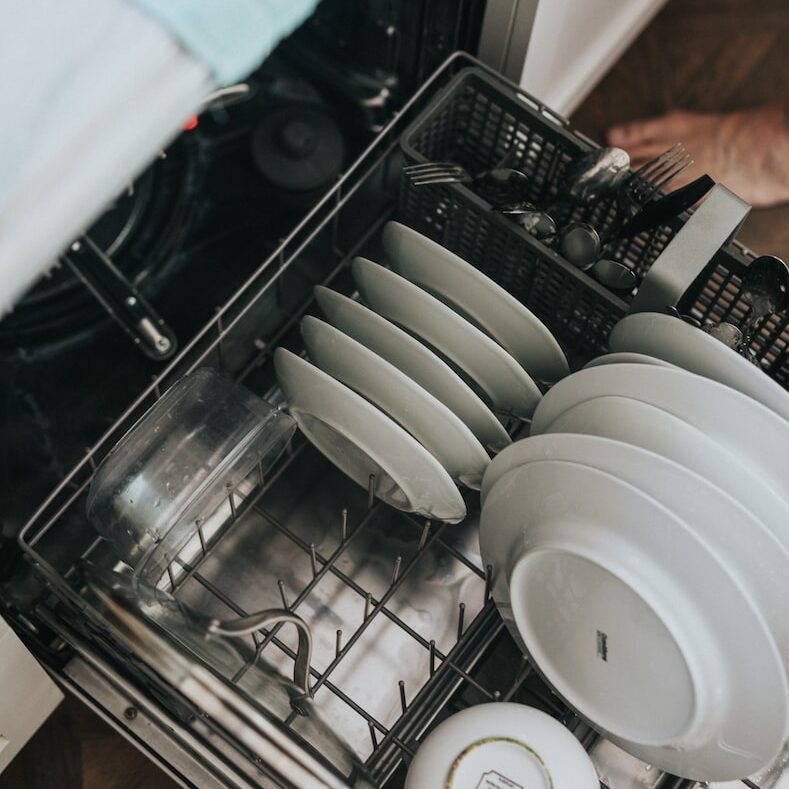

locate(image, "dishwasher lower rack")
(13, 52), (780, 789)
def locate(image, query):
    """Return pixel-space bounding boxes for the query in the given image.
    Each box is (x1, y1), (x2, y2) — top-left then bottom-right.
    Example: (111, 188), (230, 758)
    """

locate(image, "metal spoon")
(562, 147), (631, 204)
(593, 259), (637, 291)
(702, 322), (743, 351)
(740, 255), (789, 348)
(665, 305), (702, 329)
(497, 202), (558, 242)
(474, 168), (531, 205)
(559, 222), (601, 269)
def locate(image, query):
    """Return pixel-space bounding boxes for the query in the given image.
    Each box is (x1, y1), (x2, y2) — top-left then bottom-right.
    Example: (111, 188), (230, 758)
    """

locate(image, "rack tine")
(457, 602), (466, 640)
(196, 518), (207, 555)
(367, 474), (376, 510)
(399, 680), (407, 713)
(225, 483), (237, 520)
(278, 579), (289, 609)
(257, 460), (266, 487)
(364, 592), (373, 620)
(418, 521), (431, 551)
(368, 721), (378, 749)
(309, 543), (318, 577)
(166, 558), (176, 592)
(340, 508), (348, 542)
(335, 629), (343, 657)
(429, 640), (437, 676)
(391, 556), (402, 586)
(484, 564), (493, 602)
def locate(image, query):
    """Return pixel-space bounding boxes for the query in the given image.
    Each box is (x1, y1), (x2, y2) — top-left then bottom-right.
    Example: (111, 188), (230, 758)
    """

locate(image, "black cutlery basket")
(398, 66), (788, 388)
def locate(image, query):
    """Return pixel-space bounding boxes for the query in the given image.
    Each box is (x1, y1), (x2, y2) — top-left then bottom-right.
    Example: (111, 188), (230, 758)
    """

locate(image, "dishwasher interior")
(8, 51), (786, 789)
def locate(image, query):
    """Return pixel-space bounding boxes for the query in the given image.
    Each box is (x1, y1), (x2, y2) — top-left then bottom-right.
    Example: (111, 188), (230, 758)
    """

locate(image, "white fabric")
(0, 0), (214, 314)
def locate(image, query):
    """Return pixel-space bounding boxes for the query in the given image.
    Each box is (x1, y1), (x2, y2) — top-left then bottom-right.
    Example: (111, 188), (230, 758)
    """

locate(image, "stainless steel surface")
(593, 259), (637, 291)
(562, 146), (630, 204)
(168, 444), (485, 769)
(559, 221), (601, 269)
(629, 184), (751, 314)
(702, 321), (744, 350)
(513, 210), (558, 241)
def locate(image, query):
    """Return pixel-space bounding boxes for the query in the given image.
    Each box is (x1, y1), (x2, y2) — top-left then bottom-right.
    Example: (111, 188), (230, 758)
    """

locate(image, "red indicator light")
(182, 115), (199, 131)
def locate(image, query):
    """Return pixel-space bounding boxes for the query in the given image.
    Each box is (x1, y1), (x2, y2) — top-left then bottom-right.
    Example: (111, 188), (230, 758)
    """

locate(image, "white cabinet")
(0, 617), (63, 774)
(520, 0), (668, 115)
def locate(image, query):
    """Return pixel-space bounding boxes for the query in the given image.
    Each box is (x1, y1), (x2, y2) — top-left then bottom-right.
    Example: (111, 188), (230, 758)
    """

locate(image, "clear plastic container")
(87, 367), (296, 583)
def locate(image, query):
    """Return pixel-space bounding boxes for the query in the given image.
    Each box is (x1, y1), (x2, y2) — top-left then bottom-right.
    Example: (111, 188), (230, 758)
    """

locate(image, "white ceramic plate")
(351, 257), (542, 419)
(314, 286), (510, 451)
(610, 312), (789, 421)
(301, 315), (489, 489)
(484, 394), (789, 552)
(530, 363), (789, 503)
(583, 351), (677, 370)
(382, 221), (569, 383)
(481, 431), (789, 686)
(480, 456), (786, 781)
(404, 702), (598, 789)
(274, 348), (466, 522)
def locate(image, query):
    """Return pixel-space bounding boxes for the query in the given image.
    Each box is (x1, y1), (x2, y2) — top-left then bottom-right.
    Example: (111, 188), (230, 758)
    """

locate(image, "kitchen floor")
(3, 0), (788, 786)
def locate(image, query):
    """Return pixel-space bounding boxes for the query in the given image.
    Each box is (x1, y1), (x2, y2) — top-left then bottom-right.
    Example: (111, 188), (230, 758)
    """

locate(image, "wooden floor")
(0, 694), (178, 789)
(3, 1), (789, 787)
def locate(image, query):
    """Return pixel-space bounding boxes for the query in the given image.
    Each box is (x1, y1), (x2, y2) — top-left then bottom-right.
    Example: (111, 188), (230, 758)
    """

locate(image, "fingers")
(607, 117), (669, 146)
(607, 111), (695, 147)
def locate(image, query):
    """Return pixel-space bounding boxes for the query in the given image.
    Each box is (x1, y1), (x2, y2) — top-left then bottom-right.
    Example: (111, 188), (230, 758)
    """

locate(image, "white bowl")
(404, 703), (598, 789)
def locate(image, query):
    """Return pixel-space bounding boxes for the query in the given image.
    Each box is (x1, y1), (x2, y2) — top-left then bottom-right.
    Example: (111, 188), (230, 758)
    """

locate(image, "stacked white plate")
(405, 703), (598, 789)
(275, 221), (569, 523)
(480, 311), (789, 782)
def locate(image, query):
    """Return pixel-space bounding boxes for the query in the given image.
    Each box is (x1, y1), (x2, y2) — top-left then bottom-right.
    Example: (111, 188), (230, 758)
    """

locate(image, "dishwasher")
(2, 4), (789, 788)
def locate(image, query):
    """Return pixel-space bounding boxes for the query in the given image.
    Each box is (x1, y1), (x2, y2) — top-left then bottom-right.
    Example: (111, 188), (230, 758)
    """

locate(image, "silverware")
(739, 255), (789, 350)
(702, 322), (744, 350)
(613, 174), (714, 240)
(559, 222), (601, 269)
(617, 143), (693, 220)
(495, 202), (557, 243)
(593, 259), (637, 290)
(665, 305), (702, 328)
(403, 162), (530, 204)
(516, 211), (558, 241)
(561, 146), (630, 204)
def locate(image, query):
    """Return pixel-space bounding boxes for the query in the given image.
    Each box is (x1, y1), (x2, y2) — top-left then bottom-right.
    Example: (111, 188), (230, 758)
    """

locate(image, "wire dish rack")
(15, 53), (787, 789)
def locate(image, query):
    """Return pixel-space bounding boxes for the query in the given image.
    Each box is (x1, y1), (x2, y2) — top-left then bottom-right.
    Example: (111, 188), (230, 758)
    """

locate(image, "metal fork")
(403, 158), (530, 204)
(620, 143), (693, 215)
(600, 143), (693, 243)
(403, 161), (487, 186)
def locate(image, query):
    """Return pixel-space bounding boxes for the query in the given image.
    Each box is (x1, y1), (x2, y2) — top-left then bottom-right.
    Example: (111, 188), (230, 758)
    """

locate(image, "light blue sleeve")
(128, 0), (321, 85)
